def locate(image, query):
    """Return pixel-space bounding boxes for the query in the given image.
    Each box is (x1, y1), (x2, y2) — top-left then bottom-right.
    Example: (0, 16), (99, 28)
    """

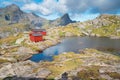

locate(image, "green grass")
(0, 33), (23, 45)
(106, 72), (120, 79)
(77, 66), (101, 80)
(0, 59), (11, 63)
(59, 31), (65, 37)
(92, 24), (119, 36)
(47, 52), (83, 78)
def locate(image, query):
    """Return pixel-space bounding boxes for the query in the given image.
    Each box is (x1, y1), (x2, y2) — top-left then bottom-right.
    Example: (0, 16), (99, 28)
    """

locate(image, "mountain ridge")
(0, 4), (75, 27)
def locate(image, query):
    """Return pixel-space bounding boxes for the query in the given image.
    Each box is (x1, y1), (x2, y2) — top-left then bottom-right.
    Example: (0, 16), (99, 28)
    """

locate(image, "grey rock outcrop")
(0, 60), (51, 79)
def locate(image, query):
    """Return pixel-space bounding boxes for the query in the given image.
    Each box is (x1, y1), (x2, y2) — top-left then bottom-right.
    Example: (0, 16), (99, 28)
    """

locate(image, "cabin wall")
(34, 36), (43, 42)
(41, 31), (46, 36)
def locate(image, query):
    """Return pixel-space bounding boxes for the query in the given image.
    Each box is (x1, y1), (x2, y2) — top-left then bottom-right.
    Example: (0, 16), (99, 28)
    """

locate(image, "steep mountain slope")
(0, 4), (30, 38)
(26, 12), (49, 28)
(0, 4), (28, 24)
(51, 13), (75, 26)
(0, 4), (48, 27)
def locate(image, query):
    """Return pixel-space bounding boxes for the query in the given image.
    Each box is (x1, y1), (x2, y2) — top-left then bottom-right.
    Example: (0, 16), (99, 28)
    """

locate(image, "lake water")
(30, 37), (120, 62)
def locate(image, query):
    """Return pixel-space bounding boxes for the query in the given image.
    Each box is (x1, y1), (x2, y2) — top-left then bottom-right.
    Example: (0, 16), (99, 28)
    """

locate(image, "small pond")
(30, 37), (120, 62)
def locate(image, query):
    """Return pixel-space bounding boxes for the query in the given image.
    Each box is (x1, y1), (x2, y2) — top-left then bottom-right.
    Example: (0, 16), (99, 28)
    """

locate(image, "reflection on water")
(30, 37), (120, 62)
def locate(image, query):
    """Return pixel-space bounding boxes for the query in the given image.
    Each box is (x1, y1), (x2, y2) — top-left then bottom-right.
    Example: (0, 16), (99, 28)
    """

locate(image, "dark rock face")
(51, 13), (75, 26)
(61, 72), (68, 80)
(60, 13), (73, 25)
(5, 14), (10, 21)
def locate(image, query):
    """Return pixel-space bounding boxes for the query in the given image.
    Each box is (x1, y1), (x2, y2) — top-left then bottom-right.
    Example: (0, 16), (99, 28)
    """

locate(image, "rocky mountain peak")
(61, 13), (72, 21)
(6, 4), (20, 11)
(50, 13), (75, 26)
(60, 13), (74, 26)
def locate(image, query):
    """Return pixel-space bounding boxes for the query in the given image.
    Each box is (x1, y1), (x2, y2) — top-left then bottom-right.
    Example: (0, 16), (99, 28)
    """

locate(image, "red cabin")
(29, 29), (46, 42)
(29, 33), (43, 42)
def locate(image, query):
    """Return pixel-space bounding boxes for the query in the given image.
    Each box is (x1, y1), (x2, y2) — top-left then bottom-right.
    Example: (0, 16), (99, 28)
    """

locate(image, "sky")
(0, 0), (120, 21)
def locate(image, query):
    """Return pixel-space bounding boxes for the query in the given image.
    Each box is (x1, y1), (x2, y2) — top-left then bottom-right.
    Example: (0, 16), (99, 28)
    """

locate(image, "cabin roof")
(32, 33), (42, 36)
(32, 29), (46, 32)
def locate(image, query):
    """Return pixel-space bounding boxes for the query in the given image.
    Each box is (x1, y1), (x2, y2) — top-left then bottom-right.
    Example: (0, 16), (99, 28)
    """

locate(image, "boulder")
(0, 60), (37, 78)
(17, 47), (33, 54)
(15, 38), (25, 44)
(36, 69), (51, 78)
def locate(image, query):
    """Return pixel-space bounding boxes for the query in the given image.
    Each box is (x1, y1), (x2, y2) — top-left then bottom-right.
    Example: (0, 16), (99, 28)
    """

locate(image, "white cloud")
(22, 3), (38, 11)
(22, 0), (120, 18)
(22, 0), (53, 15)
(59, 0), (120, 14)
(22, 0), (68, 15)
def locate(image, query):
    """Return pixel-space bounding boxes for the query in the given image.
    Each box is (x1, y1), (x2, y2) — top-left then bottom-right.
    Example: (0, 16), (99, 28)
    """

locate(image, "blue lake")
(30, 37), (120, 62)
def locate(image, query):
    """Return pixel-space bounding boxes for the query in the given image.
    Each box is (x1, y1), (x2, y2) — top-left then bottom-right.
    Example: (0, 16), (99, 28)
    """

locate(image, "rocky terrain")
(0, 25), (120, 79)
(0, 15), (120, 79)
(75, 14), (120, 38)
(0, 49), (120, 80)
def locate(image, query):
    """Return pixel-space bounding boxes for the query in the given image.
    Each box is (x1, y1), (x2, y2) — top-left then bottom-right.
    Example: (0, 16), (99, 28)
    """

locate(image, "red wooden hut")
(29, 29), (46, 42)
(29, 33), (43, 42)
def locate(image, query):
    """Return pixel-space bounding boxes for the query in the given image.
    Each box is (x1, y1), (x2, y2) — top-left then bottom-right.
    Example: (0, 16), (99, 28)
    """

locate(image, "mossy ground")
(106, 72), (120, 79)
(0, 33), (23, 45)
(77, 66), (101, 80)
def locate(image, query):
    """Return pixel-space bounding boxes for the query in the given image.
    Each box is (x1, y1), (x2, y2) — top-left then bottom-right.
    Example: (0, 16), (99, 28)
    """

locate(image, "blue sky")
(0, 0), (120, 21)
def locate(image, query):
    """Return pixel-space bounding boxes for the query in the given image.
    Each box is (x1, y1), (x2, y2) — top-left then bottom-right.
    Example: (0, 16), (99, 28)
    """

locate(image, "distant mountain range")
(0, 4), (75, 27)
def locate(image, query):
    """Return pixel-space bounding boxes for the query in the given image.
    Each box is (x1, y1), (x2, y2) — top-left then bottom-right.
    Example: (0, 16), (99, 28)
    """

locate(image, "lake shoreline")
(30, 36), (120, 62)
